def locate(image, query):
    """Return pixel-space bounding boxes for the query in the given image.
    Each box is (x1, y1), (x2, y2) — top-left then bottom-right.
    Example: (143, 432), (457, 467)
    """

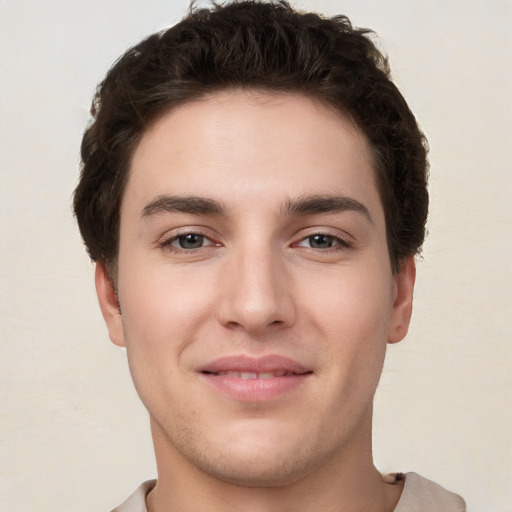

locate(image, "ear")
(95, 262), (126, 347)
(387, 255), (416, 344)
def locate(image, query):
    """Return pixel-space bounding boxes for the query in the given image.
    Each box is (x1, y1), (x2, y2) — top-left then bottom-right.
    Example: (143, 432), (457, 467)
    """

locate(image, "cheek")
(119, 259), (216, 338)
(302, 265), (393, 386)
(117, 273), (206, 418)
(303, 264), (393, 337)
(115, 263), (214, 391)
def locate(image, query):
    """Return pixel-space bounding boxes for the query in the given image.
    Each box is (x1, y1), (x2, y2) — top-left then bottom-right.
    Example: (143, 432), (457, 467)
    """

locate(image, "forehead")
(124, 90), (382, 222)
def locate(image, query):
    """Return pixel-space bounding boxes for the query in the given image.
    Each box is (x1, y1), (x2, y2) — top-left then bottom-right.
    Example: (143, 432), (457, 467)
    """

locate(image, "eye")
(160, 232), (218, 252)
(174, 233), (208, 249)
(296, 233), (349, 250)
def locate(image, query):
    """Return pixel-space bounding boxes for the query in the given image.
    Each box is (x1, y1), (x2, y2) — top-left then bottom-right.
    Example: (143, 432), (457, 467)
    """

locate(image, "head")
(73, 0), (428, 493)
(73, 0), (428, 280)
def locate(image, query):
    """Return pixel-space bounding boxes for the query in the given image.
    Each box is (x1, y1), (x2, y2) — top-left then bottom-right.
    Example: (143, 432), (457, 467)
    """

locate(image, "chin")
(152, 409), (347, 488)
(178, 423), (329, 488)
(193, 448), (314, 488)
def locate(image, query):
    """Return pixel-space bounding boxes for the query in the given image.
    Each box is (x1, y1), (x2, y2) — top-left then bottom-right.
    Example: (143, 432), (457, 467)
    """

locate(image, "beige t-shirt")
(111, 472), (466, 512)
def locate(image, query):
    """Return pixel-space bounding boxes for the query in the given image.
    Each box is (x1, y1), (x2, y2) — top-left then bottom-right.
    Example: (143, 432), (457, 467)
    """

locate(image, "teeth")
(240, 371), (258, 379)
(214, 371), (291, 379)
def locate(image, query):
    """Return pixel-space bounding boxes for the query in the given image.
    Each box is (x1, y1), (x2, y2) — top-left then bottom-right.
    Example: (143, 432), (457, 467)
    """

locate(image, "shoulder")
(393, 472), (466, 512)
(110, 480), (156, 512)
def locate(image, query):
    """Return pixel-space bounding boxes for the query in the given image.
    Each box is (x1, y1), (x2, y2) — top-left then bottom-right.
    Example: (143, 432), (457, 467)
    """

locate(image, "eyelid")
(296, 235), (350, 249)
(158, 227), (222, 252)
(292, 228), (354, 250)
(156, 225), (354, 252)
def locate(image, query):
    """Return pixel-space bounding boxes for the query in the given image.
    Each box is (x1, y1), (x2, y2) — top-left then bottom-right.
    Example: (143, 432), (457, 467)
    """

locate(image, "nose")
(217, 243), (296, 335)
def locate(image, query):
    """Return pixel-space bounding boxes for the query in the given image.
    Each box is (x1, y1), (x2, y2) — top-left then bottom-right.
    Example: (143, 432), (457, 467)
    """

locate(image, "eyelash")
(159, 231), (219, 253)
(295, 233), (352, 251)
(159, 230), (352, 254)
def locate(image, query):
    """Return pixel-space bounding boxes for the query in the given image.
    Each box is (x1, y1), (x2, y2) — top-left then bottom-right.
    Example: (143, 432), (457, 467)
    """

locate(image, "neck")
(146, 411), (402, 512)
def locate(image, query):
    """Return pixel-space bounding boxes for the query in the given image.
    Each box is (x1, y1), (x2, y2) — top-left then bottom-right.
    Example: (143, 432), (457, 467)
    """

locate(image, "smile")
(199, 355), (312, 401)
(205, 370), (300, 379)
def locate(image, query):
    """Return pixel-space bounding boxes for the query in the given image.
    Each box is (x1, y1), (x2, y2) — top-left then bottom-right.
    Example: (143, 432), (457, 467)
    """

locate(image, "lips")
(198, 355), (312, 401)
(199, 354), (310, 376)
(212, 370), (296, 379)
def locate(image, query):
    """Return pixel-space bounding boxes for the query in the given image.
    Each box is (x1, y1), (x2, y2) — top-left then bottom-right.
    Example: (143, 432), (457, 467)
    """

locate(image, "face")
(96, 91), (415, 487)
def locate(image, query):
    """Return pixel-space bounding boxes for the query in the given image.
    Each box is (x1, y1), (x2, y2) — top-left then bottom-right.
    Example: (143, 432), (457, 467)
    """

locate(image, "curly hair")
(74, 0), (428, 274)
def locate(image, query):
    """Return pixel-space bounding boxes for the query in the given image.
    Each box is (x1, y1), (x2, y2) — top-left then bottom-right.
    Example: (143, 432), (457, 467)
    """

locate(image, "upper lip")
(199, 355), (310, 375)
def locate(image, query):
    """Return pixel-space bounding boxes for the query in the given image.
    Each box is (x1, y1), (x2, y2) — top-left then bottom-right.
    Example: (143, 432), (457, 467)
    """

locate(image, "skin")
(96, 91), (415, 512)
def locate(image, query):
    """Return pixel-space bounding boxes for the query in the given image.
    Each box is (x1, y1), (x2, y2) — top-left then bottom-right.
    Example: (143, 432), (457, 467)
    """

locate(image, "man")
(73, 1), (466, 510)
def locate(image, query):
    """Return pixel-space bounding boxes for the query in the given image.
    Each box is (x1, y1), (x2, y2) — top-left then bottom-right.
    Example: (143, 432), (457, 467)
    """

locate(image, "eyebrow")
(141, 193), (372, 224)
(141, 195), (226, 218)
(282, 194), (373, 224)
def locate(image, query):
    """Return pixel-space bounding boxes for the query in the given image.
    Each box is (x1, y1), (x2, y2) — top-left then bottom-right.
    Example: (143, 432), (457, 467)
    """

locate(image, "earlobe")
(95, 262), (126, 347)
(388, 255), (416, 344)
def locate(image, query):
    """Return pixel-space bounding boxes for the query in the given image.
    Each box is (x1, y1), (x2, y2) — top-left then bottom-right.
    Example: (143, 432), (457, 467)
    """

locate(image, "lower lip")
(200, 373), (311, 402)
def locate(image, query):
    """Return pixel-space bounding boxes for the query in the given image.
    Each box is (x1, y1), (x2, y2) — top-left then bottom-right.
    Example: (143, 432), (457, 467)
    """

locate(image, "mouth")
(199, 355), (312, 401)
(203, 370), (306, 379)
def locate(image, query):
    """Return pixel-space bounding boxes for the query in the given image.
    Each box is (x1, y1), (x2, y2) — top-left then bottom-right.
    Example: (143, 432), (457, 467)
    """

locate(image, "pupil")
(179, 234), (203, 249)
(310, 234), (332, 248)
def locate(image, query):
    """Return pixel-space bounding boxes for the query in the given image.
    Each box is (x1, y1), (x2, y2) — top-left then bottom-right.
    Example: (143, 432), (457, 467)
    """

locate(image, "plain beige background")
(0, 0), (511, 510)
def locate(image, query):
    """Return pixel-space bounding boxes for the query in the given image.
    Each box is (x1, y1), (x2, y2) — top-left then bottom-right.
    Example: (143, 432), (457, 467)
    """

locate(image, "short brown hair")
(74, 0), (428, 274)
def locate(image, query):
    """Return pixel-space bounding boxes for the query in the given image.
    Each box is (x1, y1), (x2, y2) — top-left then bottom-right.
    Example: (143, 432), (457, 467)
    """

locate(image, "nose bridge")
(218, 236), (294, 333)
